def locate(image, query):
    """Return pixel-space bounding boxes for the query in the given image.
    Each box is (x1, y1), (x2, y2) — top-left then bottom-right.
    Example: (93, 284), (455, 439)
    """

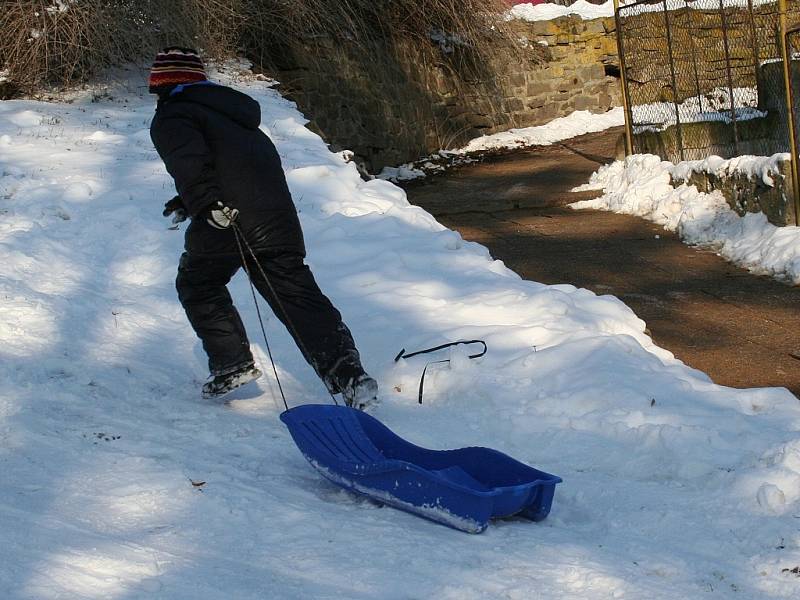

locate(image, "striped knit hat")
(148, 47), (207, 94)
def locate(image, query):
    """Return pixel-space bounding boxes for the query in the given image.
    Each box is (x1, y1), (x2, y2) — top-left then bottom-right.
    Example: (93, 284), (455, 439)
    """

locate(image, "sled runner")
(280, 404), (562, 533)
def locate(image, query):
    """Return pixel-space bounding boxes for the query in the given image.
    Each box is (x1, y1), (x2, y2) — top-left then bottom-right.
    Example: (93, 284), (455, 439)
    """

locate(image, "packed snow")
(379, 107), (625, 182)
(2, 63), (800, 599)
(671, 152), (791, 188)
(460, 107), (625, 153)
(573, 153), (800, 283)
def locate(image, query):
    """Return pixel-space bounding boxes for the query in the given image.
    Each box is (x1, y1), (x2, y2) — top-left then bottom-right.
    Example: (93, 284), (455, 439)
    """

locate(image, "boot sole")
(347, 377), (379, 410)
(202, 368), (263, 400)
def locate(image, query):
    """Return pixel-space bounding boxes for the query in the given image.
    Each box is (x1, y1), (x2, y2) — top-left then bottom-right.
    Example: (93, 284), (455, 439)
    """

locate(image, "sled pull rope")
(394, 340), (487, 404)
(231, 222), (339, 409)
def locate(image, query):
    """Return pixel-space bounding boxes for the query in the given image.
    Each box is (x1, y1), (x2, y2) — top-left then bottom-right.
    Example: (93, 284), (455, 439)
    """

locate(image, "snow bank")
(671, 153), (791, 188)
(380, 107), (624, 181)
(507, 0), (614, 21)
(573, 154), (800, 283)
(1, 63), (800, 599)
(460, 107), (624, 152)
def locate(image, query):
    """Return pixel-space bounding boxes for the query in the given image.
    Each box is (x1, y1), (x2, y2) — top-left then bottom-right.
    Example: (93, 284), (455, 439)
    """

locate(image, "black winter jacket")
(150, 84), (305, 256)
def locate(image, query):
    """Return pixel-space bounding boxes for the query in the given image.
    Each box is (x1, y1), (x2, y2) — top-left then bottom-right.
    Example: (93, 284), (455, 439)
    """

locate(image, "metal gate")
(614, 0), (800, 224)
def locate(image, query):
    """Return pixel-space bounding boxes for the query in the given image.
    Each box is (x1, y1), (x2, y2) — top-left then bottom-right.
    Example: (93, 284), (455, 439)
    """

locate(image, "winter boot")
(202, 363), (262, 399)
(341, 373), (379, 410)
(324, 355), (378, 410)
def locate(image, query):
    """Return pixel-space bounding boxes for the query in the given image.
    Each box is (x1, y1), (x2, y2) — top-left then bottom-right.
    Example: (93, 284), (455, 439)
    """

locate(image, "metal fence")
(784, 24), (800, 223)
(615, 0), (792, 162)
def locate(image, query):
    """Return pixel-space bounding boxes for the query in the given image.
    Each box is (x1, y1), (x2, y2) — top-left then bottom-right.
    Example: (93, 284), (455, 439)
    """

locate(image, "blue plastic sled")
(280, 404), (562, 533)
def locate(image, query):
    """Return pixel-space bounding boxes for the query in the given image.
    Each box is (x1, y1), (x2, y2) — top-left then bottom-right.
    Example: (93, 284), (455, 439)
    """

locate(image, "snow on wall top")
(507, 0), (614, 21)
(506, 0), (779, 22)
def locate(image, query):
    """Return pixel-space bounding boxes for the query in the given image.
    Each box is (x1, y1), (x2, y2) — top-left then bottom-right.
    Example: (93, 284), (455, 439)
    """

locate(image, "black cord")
(394, 340), (487, 404)
(231, 222), (339, 407)
(232, 225), (289, 411)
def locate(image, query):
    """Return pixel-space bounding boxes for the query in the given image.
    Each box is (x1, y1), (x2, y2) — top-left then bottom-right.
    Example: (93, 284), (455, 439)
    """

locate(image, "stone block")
(559, 100), (576, 115)
(526, 81), (553, 96)
(494, 112), (514, 128)
(467, 113), (494, 129)
(536, 103), (560, 120)
(577, 64), (605, 80)
(583, 19), (607, 35)
(514, 113), (541, 128)
(526, 94), (548, 109)
(504, 97), (525, 112)
(583, 81), (603, 95)
(547, 46), (573, 62)
(573, 94), (599, 111)
(508, 72), (526, 88)
(471, 98), (496, 115)
(601, 37), (619, 56)
(557, 77), (579, 92)
(530, 20), (563, 37)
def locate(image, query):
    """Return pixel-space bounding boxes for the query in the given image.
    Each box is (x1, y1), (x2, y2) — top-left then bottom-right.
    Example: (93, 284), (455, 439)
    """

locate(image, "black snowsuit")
(150, 83), (362, 390)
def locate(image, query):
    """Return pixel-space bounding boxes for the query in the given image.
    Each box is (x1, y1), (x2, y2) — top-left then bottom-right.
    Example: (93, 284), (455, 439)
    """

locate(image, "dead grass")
(0, 0), (517, 97)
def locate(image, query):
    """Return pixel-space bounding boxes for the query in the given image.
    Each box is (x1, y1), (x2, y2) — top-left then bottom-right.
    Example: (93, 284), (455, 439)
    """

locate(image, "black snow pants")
(176, 249), (362, 392)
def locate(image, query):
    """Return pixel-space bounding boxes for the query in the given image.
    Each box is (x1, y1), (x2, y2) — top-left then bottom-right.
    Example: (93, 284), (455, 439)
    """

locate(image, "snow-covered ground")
(573, 153), (800, 284)
(460, 108), (625, 153)
(2, 63), (800, 599)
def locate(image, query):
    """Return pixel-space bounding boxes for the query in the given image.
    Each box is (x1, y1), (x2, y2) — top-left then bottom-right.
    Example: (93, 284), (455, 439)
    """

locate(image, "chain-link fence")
(616, 0), (794, 162)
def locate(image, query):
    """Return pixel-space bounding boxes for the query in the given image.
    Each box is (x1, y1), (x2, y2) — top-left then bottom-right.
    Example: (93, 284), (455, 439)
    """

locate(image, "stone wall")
(633, 111), (787, 162)
(263, 16), (621, 172)
(522, 17), (620, 117)
(671, 157), (796, 226)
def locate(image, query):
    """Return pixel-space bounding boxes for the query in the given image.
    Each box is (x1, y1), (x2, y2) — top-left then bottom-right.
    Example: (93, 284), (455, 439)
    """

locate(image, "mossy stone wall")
(265, 15), (621, 172)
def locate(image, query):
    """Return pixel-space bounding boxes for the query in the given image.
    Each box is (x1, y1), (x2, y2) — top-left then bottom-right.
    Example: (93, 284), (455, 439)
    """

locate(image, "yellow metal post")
(613, 0), (634, 156)
(780, 1), (800, 226)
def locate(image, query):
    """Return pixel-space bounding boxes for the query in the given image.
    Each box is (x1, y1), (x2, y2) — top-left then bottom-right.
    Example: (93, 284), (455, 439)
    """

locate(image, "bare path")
(403, 129), (800, 397)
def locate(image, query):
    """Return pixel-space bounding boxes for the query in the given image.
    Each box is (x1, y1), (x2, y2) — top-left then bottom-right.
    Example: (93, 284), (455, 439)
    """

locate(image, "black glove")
(204, 201), (239, 229)
(163, 195), (187, 224)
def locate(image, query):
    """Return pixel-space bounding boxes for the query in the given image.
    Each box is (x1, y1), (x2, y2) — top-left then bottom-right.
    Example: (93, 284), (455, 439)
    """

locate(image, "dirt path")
(403, 128), (800, 397)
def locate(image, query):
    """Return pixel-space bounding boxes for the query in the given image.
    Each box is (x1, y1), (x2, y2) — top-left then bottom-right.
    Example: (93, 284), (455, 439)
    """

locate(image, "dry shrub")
(241, 0), (520, 73)
(0, 0), (517, 96)
(244, 0), (515, 45)
(1, 1), (121, 94)
(0, 0), (243, 96)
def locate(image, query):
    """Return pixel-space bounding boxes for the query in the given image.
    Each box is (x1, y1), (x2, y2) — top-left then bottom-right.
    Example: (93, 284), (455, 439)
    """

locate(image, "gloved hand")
(204, 200), (239, 229)
(162, 195), (187, 224)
